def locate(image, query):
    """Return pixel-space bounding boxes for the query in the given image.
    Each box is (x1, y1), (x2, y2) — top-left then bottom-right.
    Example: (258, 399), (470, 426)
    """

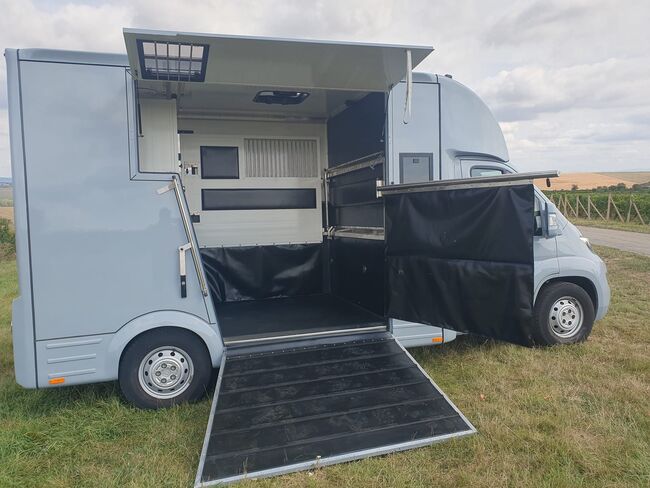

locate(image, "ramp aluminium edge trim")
(194, 353), (228, 488)
(194, 336), (476, 486)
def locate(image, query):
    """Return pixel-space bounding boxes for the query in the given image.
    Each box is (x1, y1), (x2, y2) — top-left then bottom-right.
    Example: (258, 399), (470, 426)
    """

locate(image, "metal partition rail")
(324, 152), (385, 180)
(324, 152), (386, 239)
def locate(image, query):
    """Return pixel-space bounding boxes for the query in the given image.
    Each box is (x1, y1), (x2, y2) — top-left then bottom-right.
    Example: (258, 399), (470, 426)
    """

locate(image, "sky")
(0, 0), (649, 176)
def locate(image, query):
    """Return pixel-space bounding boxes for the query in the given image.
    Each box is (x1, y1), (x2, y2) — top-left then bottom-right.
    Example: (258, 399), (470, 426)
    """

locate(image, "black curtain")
(384, 184), (535, 346)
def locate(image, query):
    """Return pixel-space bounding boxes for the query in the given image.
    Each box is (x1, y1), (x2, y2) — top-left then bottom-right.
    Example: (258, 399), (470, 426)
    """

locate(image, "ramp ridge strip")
(225, 336), (392, 361)
(223, 351), (402, 378)
(205, 413), (465, 461)
(211, 396), (448, 435)
(215, 378), (431, 413)
(218, 364), (413, 395)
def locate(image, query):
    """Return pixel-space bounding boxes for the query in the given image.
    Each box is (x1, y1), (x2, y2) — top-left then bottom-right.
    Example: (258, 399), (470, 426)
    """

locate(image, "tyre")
(119, 328), (213, 409)
(532, 282), (595, 345)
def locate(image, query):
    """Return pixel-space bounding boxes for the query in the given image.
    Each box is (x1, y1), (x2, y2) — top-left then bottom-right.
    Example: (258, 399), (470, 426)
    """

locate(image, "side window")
(200, 146), (239, 179)
(470, 166), (505, 178)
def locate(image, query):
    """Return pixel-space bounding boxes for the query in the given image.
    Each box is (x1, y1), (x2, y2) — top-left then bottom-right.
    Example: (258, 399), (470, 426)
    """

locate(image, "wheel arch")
(536, 276), (598, 313)
(106, 311), (224, 380)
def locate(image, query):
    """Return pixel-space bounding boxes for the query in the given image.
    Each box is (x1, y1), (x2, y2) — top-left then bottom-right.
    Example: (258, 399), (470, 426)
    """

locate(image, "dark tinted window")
(202, 188), (317, 210)
(201, 146), (239, 179)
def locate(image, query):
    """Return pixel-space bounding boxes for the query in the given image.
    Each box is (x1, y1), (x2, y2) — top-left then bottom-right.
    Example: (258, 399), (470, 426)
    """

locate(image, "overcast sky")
(1, 0), (649, 176)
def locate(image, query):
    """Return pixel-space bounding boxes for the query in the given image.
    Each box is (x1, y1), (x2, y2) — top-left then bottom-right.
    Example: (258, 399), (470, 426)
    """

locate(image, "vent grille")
(245, 139), (318, 178)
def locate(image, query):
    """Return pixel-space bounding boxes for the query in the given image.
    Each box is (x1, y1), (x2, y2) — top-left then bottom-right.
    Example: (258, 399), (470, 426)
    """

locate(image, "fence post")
(626, 197), (633, 223)
(610, 197), (624, 222)
(606, 194), (611, 221)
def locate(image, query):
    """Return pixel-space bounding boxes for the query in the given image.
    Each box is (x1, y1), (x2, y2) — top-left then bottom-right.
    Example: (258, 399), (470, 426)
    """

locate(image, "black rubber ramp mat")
(195, 333), (475, 486)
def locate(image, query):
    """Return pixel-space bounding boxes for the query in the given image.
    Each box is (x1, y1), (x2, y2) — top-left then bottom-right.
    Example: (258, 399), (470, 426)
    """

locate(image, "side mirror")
(541, 202), (561, 238)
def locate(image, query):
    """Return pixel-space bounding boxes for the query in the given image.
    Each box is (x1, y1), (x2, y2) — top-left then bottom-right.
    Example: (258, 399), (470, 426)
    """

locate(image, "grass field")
(0, 246), (649, 487)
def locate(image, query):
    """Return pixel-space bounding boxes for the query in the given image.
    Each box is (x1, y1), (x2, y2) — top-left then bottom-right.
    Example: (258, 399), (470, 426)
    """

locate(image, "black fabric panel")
(327, 93), (386, 167)
(200, 244), (323, 303)
(199, 335), (472, 483)
(202, 188), (316, 210)
(330, 238), (384, 316)
(385, 184), (535, 346)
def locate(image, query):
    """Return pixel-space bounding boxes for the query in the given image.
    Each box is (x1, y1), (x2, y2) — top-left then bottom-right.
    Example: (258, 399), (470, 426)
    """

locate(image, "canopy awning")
(123, 28), (433, 92)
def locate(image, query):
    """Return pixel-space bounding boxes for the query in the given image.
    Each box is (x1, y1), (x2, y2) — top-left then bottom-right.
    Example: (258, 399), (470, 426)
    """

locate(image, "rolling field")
(536, 171), (650, 191)
(0, 245), (648, 487)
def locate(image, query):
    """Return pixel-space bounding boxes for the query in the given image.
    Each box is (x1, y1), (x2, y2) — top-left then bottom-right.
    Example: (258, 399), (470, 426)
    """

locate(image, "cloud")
(479, 58), (650, 122)
(0, 0), (649, 176)
(483, 0), (592, 47)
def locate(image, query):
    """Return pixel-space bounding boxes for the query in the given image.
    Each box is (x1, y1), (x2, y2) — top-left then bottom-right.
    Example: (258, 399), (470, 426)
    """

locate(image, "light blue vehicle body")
(5, 44), (609, 390)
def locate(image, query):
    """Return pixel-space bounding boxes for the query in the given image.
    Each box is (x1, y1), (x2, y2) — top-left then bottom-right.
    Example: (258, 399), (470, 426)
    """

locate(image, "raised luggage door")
(381, 172), (558, 346)
(195, 333), (475, 486)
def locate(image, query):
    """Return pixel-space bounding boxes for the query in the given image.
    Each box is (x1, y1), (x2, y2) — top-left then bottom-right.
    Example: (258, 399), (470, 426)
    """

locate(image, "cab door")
(380, 172), (557, 346)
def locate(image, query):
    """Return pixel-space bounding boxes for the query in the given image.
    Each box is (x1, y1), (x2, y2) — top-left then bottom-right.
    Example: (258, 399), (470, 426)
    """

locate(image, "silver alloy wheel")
(138, 346), (194, 399)
(548, 295), (584, 339)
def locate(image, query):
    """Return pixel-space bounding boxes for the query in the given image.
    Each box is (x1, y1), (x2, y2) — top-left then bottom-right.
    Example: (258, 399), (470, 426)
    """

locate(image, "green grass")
(1, 246), (649, 487)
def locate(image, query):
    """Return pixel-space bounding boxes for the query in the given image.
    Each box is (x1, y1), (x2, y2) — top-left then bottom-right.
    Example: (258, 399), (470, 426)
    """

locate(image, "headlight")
(580, 236), (593, 252)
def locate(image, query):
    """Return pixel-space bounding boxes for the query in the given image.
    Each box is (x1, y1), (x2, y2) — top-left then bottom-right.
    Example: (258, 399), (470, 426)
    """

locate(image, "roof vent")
(137, 40), (209, 82)
(253, 90), (310, 105)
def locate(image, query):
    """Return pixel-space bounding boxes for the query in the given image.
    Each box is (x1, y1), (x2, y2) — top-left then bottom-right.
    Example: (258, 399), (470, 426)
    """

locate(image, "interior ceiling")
(138, 80), (372, 119)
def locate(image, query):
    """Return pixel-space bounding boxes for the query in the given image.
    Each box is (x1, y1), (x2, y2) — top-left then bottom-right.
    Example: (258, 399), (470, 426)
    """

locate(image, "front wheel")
(533, 282), (595, 345)
(119, 328), (213, 409)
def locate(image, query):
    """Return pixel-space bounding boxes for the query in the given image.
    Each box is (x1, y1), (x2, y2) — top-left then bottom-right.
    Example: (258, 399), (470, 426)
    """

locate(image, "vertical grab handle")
(178, 242), (191, 298)
(158, 176), (210, 298)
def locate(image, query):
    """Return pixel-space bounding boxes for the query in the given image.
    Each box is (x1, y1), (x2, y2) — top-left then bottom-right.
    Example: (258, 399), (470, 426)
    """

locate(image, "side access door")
(381, 171), (558, 346)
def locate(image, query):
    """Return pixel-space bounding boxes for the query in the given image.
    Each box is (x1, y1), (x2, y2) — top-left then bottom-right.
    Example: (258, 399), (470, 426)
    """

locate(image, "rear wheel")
(533, 282), (595, 345)
(119, 328), (212, 409)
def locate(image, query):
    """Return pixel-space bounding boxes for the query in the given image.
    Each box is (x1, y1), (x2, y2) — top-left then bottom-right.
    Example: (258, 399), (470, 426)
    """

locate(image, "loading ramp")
(195, 332), (474, 486)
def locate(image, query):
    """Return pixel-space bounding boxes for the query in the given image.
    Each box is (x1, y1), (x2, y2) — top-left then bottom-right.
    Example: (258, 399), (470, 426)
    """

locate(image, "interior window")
(470, 166), (505, 177)
(200, 146), (239, 179)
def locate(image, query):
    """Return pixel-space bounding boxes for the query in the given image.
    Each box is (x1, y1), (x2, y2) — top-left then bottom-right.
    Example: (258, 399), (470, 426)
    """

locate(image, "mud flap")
(195, 333), (474, 486)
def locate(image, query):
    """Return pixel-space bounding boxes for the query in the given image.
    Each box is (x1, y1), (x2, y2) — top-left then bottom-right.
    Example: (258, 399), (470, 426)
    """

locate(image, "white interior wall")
(178, 118), (327, 248)
(138, 99), (178, 173)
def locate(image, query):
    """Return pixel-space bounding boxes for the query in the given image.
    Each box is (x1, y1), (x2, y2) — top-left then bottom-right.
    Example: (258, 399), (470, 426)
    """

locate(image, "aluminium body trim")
(223, 325), (387, 346)
(377, 170), (560, 195)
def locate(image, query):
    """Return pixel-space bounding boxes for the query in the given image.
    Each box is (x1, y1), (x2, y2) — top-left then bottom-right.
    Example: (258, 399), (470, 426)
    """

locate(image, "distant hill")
(536, 171), (650, 191)
(0, 177), (12, 186)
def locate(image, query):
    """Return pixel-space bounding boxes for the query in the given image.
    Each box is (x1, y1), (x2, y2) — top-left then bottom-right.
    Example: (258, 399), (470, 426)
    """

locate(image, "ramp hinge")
(376, 179), (384, 198)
